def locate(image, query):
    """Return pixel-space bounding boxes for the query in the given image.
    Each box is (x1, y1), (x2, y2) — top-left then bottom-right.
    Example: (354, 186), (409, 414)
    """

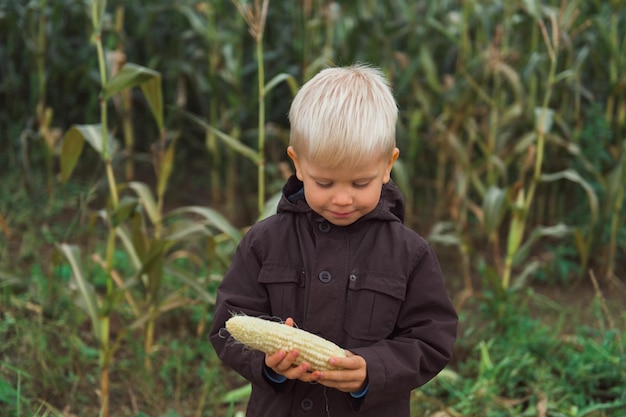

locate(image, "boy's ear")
(383, 148), (400, 184)
(287, 146), (303, 181)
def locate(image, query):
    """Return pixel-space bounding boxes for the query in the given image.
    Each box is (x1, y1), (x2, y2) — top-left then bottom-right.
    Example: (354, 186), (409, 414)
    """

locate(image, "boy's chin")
(323, 214), (360, 227)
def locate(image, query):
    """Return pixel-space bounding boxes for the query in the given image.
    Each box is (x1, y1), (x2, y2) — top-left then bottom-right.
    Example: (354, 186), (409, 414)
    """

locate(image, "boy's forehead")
(303, 154), (387, 178)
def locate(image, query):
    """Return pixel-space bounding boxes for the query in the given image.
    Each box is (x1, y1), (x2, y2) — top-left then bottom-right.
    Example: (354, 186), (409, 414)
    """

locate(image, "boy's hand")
(264, 317), (323, 383)
(317, 351), (368, 393)
(264, 318), (368, 391)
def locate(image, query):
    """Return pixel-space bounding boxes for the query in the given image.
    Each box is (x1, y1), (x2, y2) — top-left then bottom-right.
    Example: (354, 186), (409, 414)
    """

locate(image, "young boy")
(209, 64), (457, 417)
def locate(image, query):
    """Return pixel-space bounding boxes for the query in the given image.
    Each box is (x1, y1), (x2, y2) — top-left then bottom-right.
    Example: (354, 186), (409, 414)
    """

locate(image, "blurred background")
(0, 1), (624, 416)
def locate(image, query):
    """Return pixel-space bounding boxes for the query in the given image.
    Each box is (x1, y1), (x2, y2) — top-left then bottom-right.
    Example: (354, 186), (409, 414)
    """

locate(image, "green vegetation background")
(0, 1), (625, 416)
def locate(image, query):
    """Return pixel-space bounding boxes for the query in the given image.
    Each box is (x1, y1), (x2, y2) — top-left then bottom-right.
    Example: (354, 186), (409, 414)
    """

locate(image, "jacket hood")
(277, 174), (406, 224)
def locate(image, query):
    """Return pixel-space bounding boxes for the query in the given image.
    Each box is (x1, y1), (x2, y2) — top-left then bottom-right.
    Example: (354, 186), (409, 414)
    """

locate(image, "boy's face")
(287, 146), (400, 226)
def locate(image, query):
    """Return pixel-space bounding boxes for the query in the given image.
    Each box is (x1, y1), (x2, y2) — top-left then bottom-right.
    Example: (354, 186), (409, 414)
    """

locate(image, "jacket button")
(349, 274), (357, 281)
(318, 271), (332, 283)
(301, 398), (313, 411)
(318, 222), (331, 232)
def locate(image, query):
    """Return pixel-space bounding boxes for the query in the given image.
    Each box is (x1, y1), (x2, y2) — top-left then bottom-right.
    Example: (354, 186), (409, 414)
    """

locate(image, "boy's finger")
(282, 361), (311, 379)
(265, 349), (287, 367)
(328, 355), (364, 370)
(266, 348), (300, 368)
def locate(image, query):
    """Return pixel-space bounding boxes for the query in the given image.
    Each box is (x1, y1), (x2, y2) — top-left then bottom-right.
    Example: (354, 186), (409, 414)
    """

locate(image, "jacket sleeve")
(349, 243), (458, 410)
(208, 228), (296, 393)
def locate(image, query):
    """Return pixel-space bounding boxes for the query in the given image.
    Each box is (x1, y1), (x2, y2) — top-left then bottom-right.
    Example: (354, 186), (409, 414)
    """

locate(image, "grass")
(1, 265), (229, 417)
(6, 268), (623, 417)
(1, 0), (626, 415)
(412, 285), (626, 417)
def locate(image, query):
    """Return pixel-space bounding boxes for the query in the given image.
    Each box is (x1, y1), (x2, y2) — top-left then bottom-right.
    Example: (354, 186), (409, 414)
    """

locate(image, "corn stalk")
(58, 0), (166, 412)
(233, 0), (270, 215)
(186, 0), (298, 220)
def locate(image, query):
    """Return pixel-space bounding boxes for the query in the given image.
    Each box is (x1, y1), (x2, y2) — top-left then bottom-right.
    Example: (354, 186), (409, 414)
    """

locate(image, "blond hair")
(288, 64), (398, 168)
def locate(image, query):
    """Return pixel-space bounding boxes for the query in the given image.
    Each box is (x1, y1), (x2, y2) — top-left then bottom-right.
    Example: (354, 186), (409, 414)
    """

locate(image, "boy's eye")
(316, 182), (332, 188)
(353, 182), (370, 188)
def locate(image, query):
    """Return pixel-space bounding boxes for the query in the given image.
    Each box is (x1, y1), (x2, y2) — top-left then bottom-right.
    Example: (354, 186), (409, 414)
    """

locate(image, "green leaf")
(265, 72), (298, 97)
(534, 107), (555, 134)
(128, 182), (160, 225)
(165, 221), (213, 241)
(129, 213), (150, 280)
(103, 63), (164, 131)
(427, 222), (461, 247)
(173, 3), (210, 36)
(506, 189), (527, 258)
(62, 124), (114, 161)
(540, 169), (599, 229)
(91, 0), (107, 33)
(165, 265), (216, 304)
(258, 191), (282, 221)
(482, 186), (508, 236)
(495, 61), (524, 102)
(521, 0), (541, 20)
(115, 226), (143, 271)
(221, 383), (252, 404)
(110, 196), (139, 227)
(390, 159), (410, 200)
(606, 160), (625, 208)
(513, 131), (537, 154)
(128, 291), (188, 330)
(477, 341), (494, 375)
(167, 206), (242, 242)
(56, 244), (101, 343)
(498, 103), (523, 129)
(59, 126), (85, 182)
(183, 111), (262, 164)
(511, 259), (542, 290)
(156, 134), (178, 200)
(103, 64), (157, 99)
(140, 72), (164, 132)
(513, 223), (573, 266)
(554, 69), (575, 84)
(419, 46), (441, 93)
(132, 239), (169, 300)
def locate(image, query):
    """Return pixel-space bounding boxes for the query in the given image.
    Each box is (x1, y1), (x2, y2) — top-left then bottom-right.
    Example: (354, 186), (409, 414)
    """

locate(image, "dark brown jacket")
(210, 175), (457, 417)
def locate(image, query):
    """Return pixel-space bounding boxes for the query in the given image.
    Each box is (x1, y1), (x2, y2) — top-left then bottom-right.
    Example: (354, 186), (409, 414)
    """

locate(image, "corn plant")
(1, 1), (626, 415)
(186, 0), (297, 219)
(108, 4), (137, 181)
(5, 0), (61, 197)
(169, 1), (243, 207)
(410, 1), (602, 296)
(56, 1), (242, 415)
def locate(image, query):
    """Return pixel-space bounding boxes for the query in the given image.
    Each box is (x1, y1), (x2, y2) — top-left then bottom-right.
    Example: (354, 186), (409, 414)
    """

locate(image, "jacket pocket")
(344, 271), (406, 341)
(257, 262), (304, 321)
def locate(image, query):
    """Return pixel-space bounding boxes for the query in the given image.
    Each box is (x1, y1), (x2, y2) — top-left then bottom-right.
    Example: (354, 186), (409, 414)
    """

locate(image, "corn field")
(0, 1), (625, 416)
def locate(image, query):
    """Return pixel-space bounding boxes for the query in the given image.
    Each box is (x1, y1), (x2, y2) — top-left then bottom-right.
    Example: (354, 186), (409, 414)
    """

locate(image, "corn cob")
(225, 315), (346, 371)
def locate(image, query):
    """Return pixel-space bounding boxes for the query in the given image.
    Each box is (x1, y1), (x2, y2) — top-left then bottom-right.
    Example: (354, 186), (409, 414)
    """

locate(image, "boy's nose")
(332, 189), (353, 205)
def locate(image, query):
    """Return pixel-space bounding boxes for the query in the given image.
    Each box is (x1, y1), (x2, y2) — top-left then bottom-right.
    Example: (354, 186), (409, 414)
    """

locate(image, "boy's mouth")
(330, 211), (354, 219)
